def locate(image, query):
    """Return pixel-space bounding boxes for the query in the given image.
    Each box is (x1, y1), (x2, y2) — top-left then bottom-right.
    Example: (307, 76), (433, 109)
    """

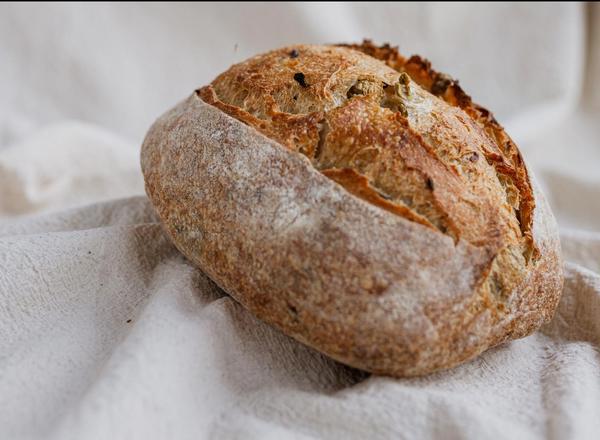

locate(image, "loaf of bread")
(141, 41), (564, 376)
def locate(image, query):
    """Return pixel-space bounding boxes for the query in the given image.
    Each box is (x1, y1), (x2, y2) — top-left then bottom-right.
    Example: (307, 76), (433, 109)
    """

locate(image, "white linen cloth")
(1, 3), (599, 439)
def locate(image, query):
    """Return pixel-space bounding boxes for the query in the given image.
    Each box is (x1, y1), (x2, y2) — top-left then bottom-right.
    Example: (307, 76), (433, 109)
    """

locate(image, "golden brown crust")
(203, 44), (526, 244)
(141, 42), (564, 377)
(342, 40), (535, 249)
(320, 167), (435, 229)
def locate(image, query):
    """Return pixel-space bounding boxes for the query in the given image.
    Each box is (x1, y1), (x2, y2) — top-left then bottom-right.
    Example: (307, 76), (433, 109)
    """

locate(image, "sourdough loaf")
(141, 41), (563, 376)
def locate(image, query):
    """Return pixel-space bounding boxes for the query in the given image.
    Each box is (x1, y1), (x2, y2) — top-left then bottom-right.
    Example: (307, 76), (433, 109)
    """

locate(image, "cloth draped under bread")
(1, 3), (599, 439)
